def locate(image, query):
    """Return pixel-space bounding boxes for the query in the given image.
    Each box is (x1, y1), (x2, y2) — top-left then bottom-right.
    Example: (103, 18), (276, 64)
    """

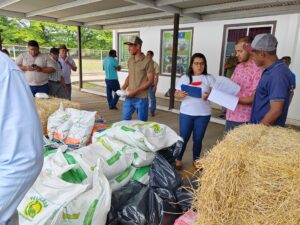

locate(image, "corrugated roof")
(0, 0), (300, 29)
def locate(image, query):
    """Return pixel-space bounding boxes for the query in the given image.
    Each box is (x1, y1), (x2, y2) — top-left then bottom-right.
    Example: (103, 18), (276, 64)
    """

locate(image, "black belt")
(49, 80), (60, 83)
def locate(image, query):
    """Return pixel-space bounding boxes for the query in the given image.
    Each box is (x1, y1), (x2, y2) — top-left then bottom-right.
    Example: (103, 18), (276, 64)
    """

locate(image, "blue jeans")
(178, 113), (211, 161)
(225, 120), (245, 132)
(105, 79), (120, 108)
(30, 83), (49, 96)
(148, 84), (156, 114)
(122, 98), (149, 121)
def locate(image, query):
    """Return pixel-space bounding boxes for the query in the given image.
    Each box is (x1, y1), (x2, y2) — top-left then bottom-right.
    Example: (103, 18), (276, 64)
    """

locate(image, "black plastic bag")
(156, 141), (183, 166)
(118, 186), (164, 225)
(106, 181), (145, 225)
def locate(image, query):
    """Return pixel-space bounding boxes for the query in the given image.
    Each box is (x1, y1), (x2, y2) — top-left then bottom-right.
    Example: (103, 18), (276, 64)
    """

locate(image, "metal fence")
(2, 45), (109, 61)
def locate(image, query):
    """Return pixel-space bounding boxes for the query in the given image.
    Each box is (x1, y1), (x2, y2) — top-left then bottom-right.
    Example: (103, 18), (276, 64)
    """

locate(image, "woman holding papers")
(174, 53), (215, 170)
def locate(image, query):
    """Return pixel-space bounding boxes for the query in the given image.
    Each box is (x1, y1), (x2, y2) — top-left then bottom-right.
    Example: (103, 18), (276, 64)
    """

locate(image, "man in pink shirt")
(225, 36), (263, 131)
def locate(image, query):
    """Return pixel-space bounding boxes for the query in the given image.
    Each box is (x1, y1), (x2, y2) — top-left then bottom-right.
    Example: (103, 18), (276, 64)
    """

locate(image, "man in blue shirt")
(0, 52), (43, 224)
(248, 33), (292, 126)
(103, 49), (121, 110)
(281, 56), (296, 104)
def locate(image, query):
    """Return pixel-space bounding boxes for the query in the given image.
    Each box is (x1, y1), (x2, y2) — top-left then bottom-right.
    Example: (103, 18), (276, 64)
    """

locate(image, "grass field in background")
(73, 58), (103, 73)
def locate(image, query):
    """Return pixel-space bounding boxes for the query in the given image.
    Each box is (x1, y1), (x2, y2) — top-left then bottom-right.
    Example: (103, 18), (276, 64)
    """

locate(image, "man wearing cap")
(249, 33), (292, 126)
(16, 40), (56, 96)
(225, 36), (263, 131)
(58, 44), (77, 100)
(121, 36), (155, 121)
(49, 47), (67, 98)
(0, 51), (43, 225)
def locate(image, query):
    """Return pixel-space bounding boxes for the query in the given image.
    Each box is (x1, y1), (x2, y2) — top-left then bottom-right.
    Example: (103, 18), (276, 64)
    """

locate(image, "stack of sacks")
(92, 120), (183, 191)
(193, 125), (300, 225)
(18, 148), (111, 225)
(35, 97), (80, 134)
(47, 106), (96, 148)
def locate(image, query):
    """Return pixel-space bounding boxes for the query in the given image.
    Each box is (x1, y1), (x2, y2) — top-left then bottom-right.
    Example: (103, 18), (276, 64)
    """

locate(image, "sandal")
(175, 160), (183, 170)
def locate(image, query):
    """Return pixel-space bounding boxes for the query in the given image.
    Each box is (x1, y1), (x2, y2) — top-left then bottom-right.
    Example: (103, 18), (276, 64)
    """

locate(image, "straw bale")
(35, 97), (80, 134)
(193, 124), (300, 225)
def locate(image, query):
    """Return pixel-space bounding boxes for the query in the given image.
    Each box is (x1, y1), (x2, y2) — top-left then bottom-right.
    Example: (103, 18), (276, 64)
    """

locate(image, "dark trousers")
(30, 83), (49, 96)
(178, 113), (211, 161)
(105, 79), (120, 108)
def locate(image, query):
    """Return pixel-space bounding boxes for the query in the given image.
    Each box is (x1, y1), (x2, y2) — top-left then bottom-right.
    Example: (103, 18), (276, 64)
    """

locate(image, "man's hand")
(126, 90), (137, 98)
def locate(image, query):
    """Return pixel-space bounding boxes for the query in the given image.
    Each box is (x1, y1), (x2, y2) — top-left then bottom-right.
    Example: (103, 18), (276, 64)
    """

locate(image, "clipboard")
(181, 84), (202, 98)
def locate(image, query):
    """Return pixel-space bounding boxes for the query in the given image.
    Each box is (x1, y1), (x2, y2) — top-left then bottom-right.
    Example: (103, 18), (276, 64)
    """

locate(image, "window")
(219, 21), (276, 75)
(117, 31), (140, 70)
(160, 28), (193, 76)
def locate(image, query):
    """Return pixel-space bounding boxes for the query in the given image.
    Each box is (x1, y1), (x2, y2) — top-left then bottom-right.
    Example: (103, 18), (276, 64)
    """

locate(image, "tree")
(0, 16), (112, 49)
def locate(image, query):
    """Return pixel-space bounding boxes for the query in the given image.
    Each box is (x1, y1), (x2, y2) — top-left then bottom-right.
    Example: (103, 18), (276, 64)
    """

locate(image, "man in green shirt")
(121, 36), (155, 121)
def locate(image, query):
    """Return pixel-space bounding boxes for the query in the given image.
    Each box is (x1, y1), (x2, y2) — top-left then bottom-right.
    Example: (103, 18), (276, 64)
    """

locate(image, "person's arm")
(122, 76), (129, 90)
(238, 93), (255, 105)
(36, 66), (56, 74)
(66, 57), (77, 72)
(153, 72), (159, 93)
(127, 71), (154, 98)
(261, 100), (284, 126)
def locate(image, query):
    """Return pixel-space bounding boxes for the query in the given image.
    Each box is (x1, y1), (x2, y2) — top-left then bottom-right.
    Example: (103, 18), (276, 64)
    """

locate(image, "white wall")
(113, 14), (300, 124)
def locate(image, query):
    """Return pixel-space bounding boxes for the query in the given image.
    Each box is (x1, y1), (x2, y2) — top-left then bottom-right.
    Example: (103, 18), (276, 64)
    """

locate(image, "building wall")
(113, 13), (300, 125)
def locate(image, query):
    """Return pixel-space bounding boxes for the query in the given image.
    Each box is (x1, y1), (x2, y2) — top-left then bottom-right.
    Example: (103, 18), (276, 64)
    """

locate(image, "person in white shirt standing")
(58, 44), (77, 100)
(16, 40), (56, 96)
(174, 53), (215, 170)
(0, 51), (43, 225)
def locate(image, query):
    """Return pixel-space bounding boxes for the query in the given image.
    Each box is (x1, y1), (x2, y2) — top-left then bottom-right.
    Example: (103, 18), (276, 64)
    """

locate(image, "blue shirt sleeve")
(268, 69), (291, 101)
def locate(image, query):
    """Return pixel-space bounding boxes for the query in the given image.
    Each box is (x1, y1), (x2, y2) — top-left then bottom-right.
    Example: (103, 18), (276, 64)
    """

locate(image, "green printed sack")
(94, 136), (134, 180)
(107, 120), (183, 152)
(61, 162), (111, 225)
(132, 166), (150, 185)
(110, 166), (136, 192)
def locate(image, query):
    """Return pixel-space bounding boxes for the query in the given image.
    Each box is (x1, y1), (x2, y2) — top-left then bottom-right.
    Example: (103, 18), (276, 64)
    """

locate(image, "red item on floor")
(174, 210), (196, 225)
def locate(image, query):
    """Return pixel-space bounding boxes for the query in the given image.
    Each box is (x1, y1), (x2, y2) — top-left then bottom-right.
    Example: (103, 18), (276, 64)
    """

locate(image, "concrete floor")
(72, 87), (226, 178)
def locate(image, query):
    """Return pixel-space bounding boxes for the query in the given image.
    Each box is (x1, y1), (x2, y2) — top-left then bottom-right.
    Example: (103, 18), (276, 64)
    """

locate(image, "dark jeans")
(225, 120), (245, 132)
(178, 113), (211, 161)
(65, 84), (72, 100)
(30, 83), (49, 96)
(148, 84), (156, 114)
(105, 79), (120, 108)
(122, 97), (149, 121)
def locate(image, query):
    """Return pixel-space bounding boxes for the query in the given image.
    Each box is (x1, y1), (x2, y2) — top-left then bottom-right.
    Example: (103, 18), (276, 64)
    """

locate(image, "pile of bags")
(18, 115), (192, 225)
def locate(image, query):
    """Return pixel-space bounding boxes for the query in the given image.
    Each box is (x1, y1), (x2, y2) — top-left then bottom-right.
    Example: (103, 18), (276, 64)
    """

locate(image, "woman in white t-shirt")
(174, 53), (215, 170)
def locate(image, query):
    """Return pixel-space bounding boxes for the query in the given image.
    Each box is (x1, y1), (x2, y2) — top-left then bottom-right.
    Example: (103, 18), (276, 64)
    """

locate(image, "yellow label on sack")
(24, 197), (48, 219)
(98, 138), (113, 152)
(150, 124), (161, 133)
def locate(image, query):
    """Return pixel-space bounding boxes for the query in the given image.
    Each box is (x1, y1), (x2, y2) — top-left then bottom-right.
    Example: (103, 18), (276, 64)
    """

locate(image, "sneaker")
(151, 112), (155, 117)
(109, 106), (118, 110)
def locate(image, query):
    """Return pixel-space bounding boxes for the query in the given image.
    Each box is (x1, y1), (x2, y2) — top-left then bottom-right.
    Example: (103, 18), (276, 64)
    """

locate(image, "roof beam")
(58, 4), (147, 22)
(202, 4), (300, 20)
(0, 0), (21, 8)
(104, 16), (197, 29)
(156, 0), (195, 7)
(85, 12), (172, 26)
(124, 0), (201, 20)
(183, 0), (298, 14)
(26, 0), (104, 17)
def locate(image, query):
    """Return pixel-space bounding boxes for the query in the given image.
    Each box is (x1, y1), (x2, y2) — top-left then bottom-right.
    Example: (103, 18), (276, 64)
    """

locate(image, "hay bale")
(193, 125), (300, 225)
(35, 97), (80, 134)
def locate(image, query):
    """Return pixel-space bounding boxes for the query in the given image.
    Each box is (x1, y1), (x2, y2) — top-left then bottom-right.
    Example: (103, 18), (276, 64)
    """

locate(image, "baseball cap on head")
(124, 36), (143, 46)
(246, 33), (278, 52)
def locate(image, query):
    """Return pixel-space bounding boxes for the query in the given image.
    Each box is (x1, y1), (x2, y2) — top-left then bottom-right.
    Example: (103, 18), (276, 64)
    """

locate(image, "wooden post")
(169, 13), (180, 110)
(77, 26), (83, 89)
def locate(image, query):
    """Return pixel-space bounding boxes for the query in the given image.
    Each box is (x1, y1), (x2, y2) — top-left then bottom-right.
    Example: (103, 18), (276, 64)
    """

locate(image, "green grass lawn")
(73, 58), (103, 73)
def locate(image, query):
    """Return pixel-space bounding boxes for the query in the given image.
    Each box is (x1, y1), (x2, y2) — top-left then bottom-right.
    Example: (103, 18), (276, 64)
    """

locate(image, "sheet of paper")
(208, 88), (239, 111)
(213, 76), (240, 96)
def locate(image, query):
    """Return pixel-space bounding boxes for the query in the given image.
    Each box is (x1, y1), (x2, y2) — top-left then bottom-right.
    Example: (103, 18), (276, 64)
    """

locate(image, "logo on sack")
(24, 197), (48, 219)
